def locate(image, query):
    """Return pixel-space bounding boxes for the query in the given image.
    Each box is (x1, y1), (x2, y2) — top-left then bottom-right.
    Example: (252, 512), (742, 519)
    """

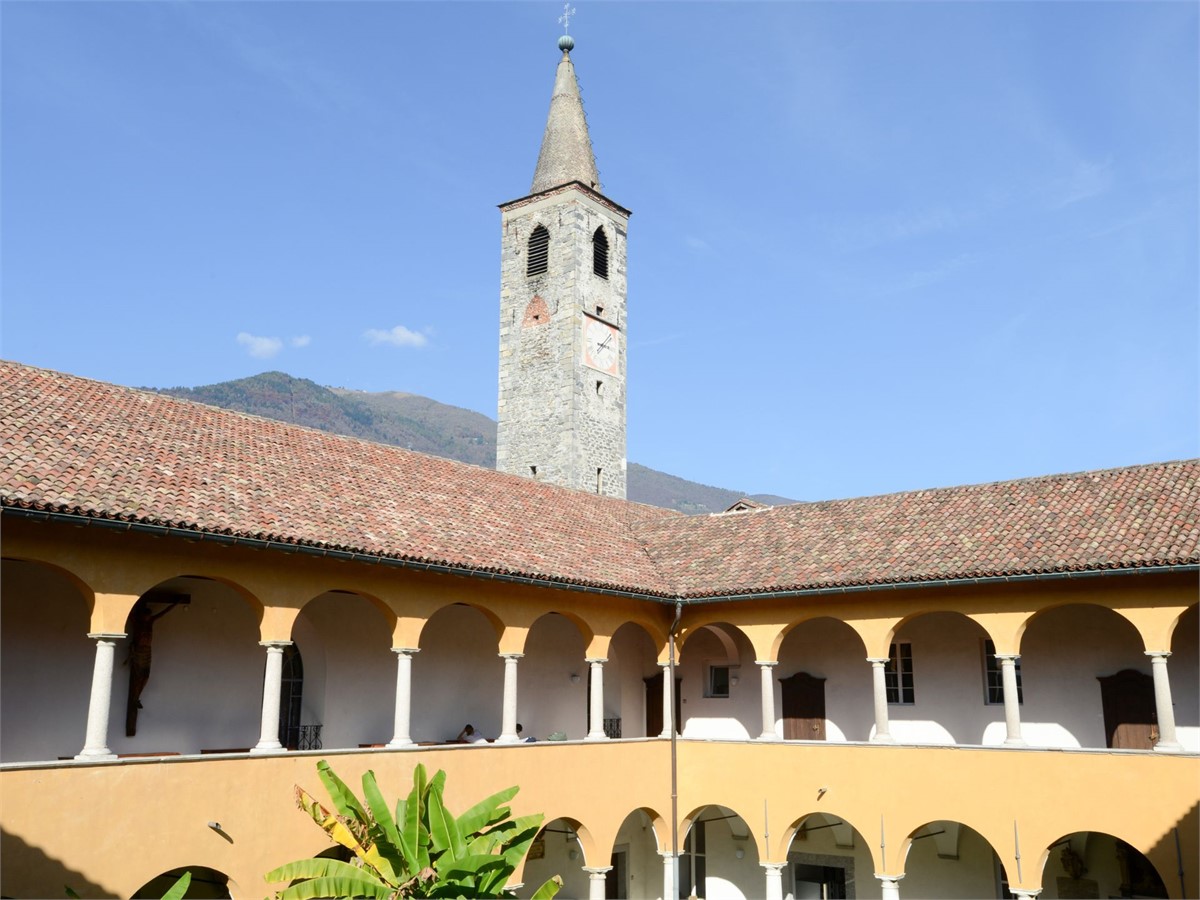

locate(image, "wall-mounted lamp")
(570, 674), (581, 684)
(735, 849), (745, 860)
(207, 821), (222, 831)
(730, 675), (739, 686)
(568, 849), (578, 861)
(817, 786), (828, 799)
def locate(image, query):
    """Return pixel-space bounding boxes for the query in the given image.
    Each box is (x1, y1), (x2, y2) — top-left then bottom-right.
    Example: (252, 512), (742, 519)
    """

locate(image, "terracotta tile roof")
(634, 459), (1200, 598)
(3, 360), (1197, 600)
(0, 361), (677, 596)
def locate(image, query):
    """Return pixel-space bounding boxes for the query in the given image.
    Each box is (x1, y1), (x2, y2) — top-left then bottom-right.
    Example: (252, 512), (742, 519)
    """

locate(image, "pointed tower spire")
(531, 34), (601, 194)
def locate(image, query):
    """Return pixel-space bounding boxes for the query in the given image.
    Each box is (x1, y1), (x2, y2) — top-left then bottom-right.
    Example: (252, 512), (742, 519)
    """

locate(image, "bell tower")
(496, 33), (630, 498)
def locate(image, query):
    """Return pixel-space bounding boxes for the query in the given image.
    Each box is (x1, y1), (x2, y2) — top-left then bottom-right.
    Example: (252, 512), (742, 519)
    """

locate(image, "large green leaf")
(456, 785), (518, 836)
(160, 871), (192, 900)
(529, 875), (563, 900)
(403, 764), (433, 872)
(427, 781), (466, 859)
(274, 872), (396, 900)
(316, 759), (369, 823)
(360, 769), (409, 879)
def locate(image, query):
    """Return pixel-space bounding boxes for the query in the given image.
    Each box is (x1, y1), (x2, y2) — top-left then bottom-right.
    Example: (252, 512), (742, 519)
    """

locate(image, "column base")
(585, 732), (608, 741)
(250, 742), (285, 754)
(73, 749), (116, 761)
(386, 738), (415, 749)
(757, 732), (782, 742)
(1003, 737), (1027, 747)
(1153, 740), (1183, 753)
(494, 734), (520, 745)
(870, 733), (896, 744)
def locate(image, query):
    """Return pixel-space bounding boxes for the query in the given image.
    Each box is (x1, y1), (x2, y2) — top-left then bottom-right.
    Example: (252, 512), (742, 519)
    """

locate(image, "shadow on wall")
(0, 828), (113, 900)
(1147, 802), (1197, 900)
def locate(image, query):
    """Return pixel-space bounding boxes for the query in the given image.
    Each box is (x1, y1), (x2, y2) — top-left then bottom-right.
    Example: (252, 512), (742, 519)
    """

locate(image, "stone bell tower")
(496, 33), (629, 498)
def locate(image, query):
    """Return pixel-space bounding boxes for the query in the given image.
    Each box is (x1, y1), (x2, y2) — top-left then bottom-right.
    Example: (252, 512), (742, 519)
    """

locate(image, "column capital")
(760, 861), (787, 872)
(754, 659), (780, 667)
(391, 646), (420, 656)
(585, 657), (608, 665)
(658, 660), (674, 668)
(1145, 649), (1172, 659)
(875, 873), (905, 881)
(994, 653), (1021, 662)
(499, 652), (525, 661)
(259, 640), (293, 650)
(582, 866), (613, 875)
(87, 632), (127, 641)
(1010, 890), (1042, 900)
(658, 851), (679, 860)
(867, 657), (890, 666)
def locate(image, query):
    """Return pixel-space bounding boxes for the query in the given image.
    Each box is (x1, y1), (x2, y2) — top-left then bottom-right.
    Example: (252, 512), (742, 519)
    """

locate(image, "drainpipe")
(668, 600), (683, 896)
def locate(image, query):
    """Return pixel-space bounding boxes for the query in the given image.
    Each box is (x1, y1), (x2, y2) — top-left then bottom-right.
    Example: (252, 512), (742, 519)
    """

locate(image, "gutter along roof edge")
(5, 504), (1194, 606)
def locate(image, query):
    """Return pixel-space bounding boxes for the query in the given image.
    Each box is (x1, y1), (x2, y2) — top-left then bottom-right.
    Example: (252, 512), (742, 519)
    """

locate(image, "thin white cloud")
(290, 335), (311, 348)
(1047, 158), (1114, 210)
(364, 325), (429, 348)
(685, 235), (713, 253)
(236, 332), (283, 359)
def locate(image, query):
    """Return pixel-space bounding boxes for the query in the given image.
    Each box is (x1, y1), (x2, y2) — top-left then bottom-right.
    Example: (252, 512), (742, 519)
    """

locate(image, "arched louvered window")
(527, 225), (549, 277)
(592, 227), (609, 279)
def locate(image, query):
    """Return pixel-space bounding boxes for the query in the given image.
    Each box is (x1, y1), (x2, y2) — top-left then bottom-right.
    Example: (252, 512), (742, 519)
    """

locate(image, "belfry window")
(592, 226), (609, 279)
(527, 225), (549, 277)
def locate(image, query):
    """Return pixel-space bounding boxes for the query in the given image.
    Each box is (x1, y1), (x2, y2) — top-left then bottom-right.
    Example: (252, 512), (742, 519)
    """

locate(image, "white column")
(252, 640), (291, 753)
(496, 653), (523, 743)
(868, 658), (895, 743)
(387, 647), (419, 748)
(660, 851), (677, 900)
(582, 866), (611, 900)
(586, 657), (608, 740)
(659, 662), (674, 738)
(756, 660), (780, 741)
(877, 873), (904, 899)
(762, 862), (786, 900)
(1146, 651), (1182, 752)
(996, 654), (1025, 746)
(75, 633), (125, 760)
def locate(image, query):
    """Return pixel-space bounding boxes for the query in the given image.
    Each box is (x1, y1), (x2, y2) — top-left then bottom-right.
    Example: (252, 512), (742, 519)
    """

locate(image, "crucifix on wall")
(124, 592), (189, 737)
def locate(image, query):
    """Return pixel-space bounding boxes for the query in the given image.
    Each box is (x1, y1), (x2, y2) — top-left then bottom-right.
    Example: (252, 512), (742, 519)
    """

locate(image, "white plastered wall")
(412, 604), (504, 742)
(0, 561), (93, 762)
(678, 625), (756, 740)
(1019, 604), (1151, 749)
(687, 809), (761, 900)
(613, 809), (664, 900)
(776, 617), (874, 742)
(609, 623), (659, 739)
(899, 822), (1005, 900)
(1169, 604), (1199, 751)
(520, 613), (588, 740)
(518, 819), (589, 900)
(294, 593), (394, 748)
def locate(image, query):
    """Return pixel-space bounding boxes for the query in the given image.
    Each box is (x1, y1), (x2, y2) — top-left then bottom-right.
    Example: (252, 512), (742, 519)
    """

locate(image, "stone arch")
(897, 820), (1012, 898)
(603, 807), (668, 899)
(778, 810), (877, 896)
(130, 865), (233, 899)
(1015, 598), (1141, 651)
(519, 816), (597, 899)
(679, 804), (762, 898)
(0, 557), (96, 762)
(677, 622), (759, 739)
(608, 621), (662, 739)
(1037, 831), (1169, 900)
(775, 616), (872, 742)
(418, 600), (505, 646)
(1019, 603), (1153, 749)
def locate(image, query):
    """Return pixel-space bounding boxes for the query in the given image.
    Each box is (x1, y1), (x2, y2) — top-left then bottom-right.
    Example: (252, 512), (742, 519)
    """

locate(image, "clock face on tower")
(583, 316), (620, 375)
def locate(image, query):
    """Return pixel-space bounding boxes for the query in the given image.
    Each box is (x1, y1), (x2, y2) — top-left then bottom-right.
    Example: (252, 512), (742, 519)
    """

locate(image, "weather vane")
(559, 3), (576, 35)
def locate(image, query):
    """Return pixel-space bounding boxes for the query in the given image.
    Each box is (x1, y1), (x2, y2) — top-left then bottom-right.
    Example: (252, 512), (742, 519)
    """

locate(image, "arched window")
(592, 226), (609, 279)
(527, 225), (549, 277)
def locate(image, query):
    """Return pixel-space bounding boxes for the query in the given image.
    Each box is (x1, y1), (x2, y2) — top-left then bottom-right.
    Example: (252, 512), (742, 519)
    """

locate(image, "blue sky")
(3, 1), (1197, 502)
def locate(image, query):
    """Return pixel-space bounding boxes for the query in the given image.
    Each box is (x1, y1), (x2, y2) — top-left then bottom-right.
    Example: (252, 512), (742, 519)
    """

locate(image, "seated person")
(516, 723), (536, 743)
(456, 724), (487, 744)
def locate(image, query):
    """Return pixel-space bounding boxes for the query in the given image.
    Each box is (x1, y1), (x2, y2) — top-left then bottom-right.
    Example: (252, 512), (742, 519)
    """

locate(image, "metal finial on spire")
(558, 4), (576, 52)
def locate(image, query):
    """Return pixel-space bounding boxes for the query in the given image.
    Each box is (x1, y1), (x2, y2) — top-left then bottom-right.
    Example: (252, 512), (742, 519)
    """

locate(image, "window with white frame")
(705, 664), (731, 698)
(885, 642), (914, 705)
(983, 639), (1023, 705)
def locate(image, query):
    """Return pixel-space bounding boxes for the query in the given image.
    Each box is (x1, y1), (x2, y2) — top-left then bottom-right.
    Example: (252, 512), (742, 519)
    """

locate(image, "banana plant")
(265, 760), (562, 900)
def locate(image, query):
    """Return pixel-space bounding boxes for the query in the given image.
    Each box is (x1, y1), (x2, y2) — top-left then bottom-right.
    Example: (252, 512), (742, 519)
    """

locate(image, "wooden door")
(1097, 669), (1157, 749)
(644, 672), (682, 736)
(781, 671), (826, 741)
